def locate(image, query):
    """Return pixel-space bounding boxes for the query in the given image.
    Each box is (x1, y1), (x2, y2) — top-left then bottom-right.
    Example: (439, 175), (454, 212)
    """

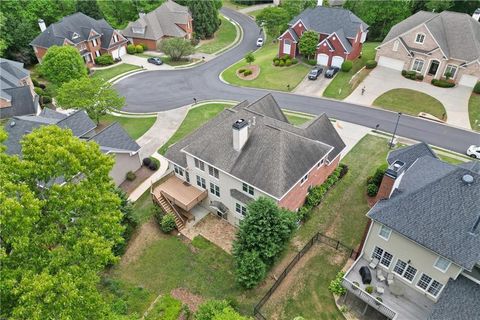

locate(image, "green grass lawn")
(222, 0), (250, 9)
(91, 64), (141, 81)
(248, 8), (265, 19)
(158, 103), (233, 154)
(373, 88), (447, 120)
(221, 42), (310, 92)
(323, 42), (379, 100)
(469, 93), (480, 132)
(284, 111), (313, 126)
(99, 114), (156, 140)
(197, 15), (237, 54)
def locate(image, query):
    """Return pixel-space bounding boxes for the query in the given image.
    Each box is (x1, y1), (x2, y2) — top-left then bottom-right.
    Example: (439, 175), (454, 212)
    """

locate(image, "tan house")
(375, 11), (480, 87)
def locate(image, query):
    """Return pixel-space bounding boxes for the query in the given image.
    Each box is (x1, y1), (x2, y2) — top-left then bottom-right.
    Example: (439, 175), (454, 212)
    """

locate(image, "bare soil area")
(120, 218), (163, 266)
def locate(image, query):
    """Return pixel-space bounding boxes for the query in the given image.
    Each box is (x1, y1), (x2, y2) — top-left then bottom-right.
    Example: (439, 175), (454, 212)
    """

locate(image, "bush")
(367, 183), (379, 197)
(328, 271), (347, 296)
(238, 68), (246, 73)
(41, 96), (52, 105)
(292, 58), (298, 64)
(305, 165), (344, 208)
(126, 171), (136, 181)
(148, 157), (160, 170)
(416, 74), (424, 80)
(140, 43), (148, 51)
(279, 60), (285, 67)
(372, 164), (387, 186)
(135, 45), (144, 53)
(341, 60), (353, 72)
(243, 69), (252, 76)
(143, 157), (152, 166)
(474, 82), (480, 94)
(365, 285), (374, 294)
(272, 57), (279, 63)
(32, 78), (40, 87)
(285, 59), (292, 66)
(297, 206), (311, 222)
(404, 70), (416, 80)
(274, 60), (280, 66)
(307, 59), (317, 66)
(95, 54), (114, 66)
(195, 300), (231, 320)
(401, 70), (407, 76)
(431, 79), (455, 88)
(365, 60), (377, 69)
(235, 250), (266, 289)
(144, 294), (181, 320)
(127, 44), (136, 54)
(160, 213), (176, 233)
(34, 87), (44, 95)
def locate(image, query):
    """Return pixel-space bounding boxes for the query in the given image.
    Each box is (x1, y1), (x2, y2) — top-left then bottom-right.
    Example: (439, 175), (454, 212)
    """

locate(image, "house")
(0, 58), (40, 119)
(277, 5), (368, 67)
(375, 10), (480, 88)
(30, 12), (128, 66)
(121, 0), (193, 51)
(3, 108), (141, 186)
(343, 143), (480, 320)
(155, 94), (345, 229)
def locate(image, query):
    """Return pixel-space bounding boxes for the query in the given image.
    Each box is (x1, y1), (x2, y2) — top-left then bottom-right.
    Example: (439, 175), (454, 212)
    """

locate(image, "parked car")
(308, 67), (323, 80)
(256, 38), (264, 47)
(466, 145), (480, 158)
(147, 57), (163, 65)
(324, 66), (340, 78)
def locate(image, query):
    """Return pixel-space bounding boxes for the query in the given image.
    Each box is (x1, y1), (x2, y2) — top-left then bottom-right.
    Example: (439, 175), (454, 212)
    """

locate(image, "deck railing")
(159, 190), (185, 226)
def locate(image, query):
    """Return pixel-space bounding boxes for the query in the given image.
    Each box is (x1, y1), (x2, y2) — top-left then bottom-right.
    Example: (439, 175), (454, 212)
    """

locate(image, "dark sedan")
(308, 67), (323, 80)
(147, 57), (163, 65)
(324, 66), (340, 78)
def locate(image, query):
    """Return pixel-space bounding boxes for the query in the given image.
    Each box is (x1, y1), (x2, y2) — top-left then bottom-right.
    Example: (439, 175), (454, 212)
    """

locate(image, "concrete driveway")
(121, 54), (174, 71)
(345, 67), (472, 129)
(293, 72), (332, 97)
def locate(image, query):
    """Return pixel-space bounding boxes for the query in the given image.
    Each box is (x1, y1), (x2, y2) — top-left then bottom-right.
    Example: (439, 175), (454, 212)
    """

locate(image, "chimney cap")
(232, 119), (248, 130)
(38, 18), (45, 23)
(385, 160), (405, 178)
(462, 174), (474, 185)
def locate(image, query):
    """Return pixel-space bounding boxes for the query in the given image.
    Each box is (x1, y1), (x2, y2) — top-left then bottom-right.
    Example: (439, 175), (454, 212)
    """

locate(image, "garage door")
(111, 48), (119, 59)
(316, 53), (328, 66)
(458, 74), (478, 88)
(378, 56), (404, 71)
(118, 45), (126, 57)
(331, 56), (344, 68)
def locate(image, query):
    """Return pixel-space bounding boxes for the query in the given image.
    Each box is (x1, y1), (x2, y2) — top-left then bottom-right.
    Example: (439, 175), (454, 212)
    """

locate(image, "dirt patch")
(171, 288), (204, 313)
(236, 65), (260, 80)
(120, 218), (163, 266)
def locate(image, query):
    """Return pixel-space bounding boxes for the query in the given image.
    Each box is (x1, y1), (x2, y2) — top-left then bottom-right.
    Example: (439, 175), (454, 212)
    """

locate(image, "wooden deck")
(152, 175), (207, 211)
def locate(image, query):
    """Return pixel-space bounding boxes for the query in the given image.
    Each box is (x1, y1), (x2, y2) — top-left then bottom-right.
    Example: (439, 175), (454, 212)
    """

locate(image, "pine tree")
(188, 0), (220, 39)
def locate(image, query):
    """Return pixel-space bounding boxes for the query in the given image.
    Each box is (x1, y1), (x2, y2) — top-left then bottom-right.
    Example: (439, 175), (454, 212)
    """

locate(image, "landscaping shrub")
(160, 213), (176, 233)
(238, 68), (246, 73)
(142, 157), (152, 166)
(305, 165), (344, 208)
(416, 74), (424, 81)
(403, 70), (417, 80)
(243, 69), (252, 76)
(135, 45), (144, 53)
(38, 83), (46, 89)
(127, 44), (136, 54)
(274, 60), (280, 66)
(34, 87), (44, 95)
(144, 294), (182, 320)
(95, 54), (114, 66)
(279, 60), (285, 67)
(235, 250), (266, 289)
(365, 60), (377, 69)
(273, 57), (279, 63)
(32, 78), (40, 87)
(148, 157), (160, 170)
(195, 300), (230, 320)
(401, 70), (407, 76)
(431, 79), (455, 88)
(372, 164), (387, 186)
(474, 82), (480, 94)
(367, 183), (379, 197)
(365, 285), (374, 294)
(297, 206), (311, 222)
(328, 271), (347, 296)
(292, 58), (298, 64)
(140, 43), (148, 51)
(41, 96), (52, 105)
(126, 171), (136, 181)
(307, 59), (317, 66)
(285, 59), (292, 66)
(341, 60), (353, 72)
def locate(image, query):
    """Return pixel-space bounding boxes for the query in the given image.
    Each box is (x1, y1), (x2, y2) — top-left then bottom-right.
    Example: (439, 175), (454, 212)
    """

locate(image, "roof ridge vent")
(462, 174), (474, 185)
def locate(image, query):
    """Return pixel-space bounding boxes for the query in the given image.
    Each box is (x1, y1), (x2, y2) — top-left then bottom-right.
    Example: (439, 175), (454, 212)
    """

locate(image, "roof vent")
(9, 120), (15, 127)
(462, 174), (474, 185)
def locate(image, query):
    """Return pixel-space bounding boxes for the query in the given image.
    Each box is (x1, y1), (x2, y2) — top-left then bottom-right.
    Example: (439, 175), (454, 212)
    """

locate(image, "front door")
(428, 60), (439, 76)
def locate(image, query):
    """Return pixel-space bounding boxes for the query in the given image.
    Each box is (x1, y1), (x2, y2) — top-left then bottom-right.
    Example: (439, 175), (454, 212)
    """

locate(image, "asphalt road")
(115, 8), (479, 154)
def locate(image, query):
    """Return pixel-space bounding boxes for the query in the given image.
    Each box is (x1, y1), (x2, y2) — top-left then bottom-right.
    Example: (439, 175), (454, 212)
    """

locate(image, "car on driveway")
(256, 38), (264, 47)
(467, 145), (480, 158)
(308, 67), (323, 80)
(324, 66), (340, 78)
(147, 57), (163, 65)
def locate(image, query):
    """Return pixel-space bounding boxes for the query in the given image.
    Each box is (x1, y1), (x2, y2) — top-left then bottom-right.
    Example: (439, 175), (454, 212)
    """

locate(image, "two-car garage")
(316, 54), (345, 67)
(377, 56), (405, 71)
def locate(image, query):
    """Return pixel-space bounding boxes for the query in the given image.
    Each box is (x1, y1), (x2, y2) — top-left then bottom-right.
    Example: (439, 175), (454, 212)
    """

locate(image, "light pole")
(389, 112), (402, 149)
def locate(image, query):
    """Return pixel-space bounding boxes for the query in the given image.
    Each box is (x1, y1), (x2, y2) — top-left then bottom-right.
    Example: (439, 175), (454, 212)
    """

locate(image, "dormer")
(72, 32), (80, 40)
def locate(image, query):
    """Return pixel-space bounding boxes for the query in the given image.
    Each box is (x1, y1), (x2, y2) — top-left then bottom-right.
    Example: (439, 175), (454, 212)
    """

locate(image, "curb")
(211, 15), (243, 56)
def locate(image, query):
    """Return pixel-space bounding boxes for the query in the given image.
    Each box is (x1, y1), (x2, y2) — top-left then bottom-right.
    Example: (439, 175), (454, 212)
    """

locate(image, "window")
(185, 171), (190, 183)
(92, 38), (98, 47)
(393, 40), (399, 52)
(412, 59), (424, 72)
(235, 203), (247, 216)
(378, 225), (392, 240)
(427, 280), (443, 297)
(300, 173), (308, 184)
(72, 32), (79, 39)
(132, 27), (145, 34)
(95, 50), (100, 57)
(317, 158), (324, 168)
(210, 183), (220, 197)
(393, 259), (417, 282)
(372, 246), (394, 268)
(417, 273), (443, 297)
(174, 165), (184, 176)
(113, 34), (119, 42)
(417, 273), (432, 290)
(443, 64), (457, 78)
(283, 39), (291, 55)
(196, 175), (206, 189)
(434, 257), (451, 272)
(208, 165), (219, 179)
(415, 33), (425, 44)
(194, 158), (205, 171)
(242, 183), (254, 196)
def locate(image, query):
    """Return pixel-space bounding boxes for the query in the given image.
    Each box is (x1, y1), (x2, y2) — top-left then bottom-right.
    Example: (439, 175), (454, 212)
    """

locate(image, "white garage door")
(458, 74), (478, 88)
(331, 56), (344, 68)
(111, 48), (119, 59)
(118, 45), (126, 57)
(316, 53), (328, 66)
(378, 56), (404, 71)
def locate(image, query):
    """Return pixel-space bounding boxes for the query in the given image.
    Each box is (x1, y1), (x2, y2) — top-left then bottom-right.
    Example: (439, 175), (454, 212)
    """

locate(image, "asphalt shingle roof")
(387, 141), (437, 170)
(0, 86), (37, 119)
(165, 94), (345, 199)
(89, 122), (140, 153)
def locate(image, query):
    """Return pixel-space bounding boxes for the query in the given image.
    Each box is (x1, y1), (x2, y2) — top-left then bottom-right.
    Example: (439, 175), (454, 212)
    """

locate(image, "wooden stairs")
(155, 192), (185, 231)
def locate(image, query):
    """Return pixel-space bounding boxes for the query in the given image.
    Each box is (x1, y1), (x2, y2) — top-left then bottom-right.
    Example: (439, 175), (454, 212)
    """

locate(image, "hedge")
(431, 79), (455, 88)
(140, 43), (148, 51)
(365, 60), (377, 69)
(127, 44), (136, 54)
(474, 82), (480, 94)
(95, 54), (114, 66)
(135, 45), (144, 53)
(341, 60), (353, 72)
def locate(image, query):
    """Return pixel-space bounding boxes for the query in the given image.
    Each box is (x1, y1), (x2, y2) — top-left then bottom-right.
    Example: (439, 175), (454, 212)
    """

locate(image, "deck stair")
(153, 190), (186, 231)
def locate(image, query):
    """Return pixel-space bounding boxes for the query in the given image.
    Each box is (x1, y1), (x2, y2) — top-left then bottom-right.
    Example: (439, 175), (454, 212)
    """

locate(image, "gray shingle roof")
(89, 122), (140, 153)
(0, 86), (37, 119)
(230, 189), (254, 204)
(122, 0), (190, 40)
(381, 10), (480, 62)
(165, 94), (345, 199)
(427, 275), (480, 320)
(368, 149), (480, 270)
(387, 141), (437, 170)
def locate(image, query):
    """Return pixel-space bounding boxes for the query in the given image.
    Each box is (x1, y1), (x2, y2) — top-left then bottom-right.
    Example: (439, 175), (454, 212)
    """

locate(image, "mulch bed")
(119, 165), (154, 195)
(236, 65), (260, 80)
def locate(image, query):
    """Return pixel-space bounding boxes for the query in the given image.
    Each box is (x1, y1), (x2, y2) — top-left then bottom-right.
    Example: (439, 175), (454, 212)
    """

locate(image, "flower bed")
(236, 65), (260, 80)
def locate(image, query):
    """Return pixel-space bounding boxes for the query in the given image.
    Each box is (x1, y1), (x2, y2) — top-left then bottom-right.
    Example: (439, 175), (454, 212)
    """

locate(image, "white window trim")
(393, 40), (399, 52)
(378, 225), (392, 241)
(209, 182), (220, 197)
(443, 64), (457, 78)
(242, 183), (254, 196)
(415, 33), (426, 44)
(434, 256), (451, 273)
(416, 273), (444, 298)
(208, 165), (219, 179)
(393, 259), (417, 283)
(411, 58), (425, 72)
(300, 173), (309, 185)
(235, 202), (247, 216)
(372, 246), (394, 268)
(92, 38), (97, 47)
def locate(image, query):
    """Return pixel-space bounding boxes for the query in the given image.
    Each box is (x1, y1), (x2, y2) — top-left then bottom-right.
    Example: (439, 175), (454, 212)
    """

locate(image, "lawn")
(197, 15), (237, 54)
(248, 8), (265, 19)
(221, 42), (310, 92)
(91, 63), (141, 81)
(158, 102), (234, 154)
(99, 114), (156, 140)
(323, 42), (380, 100)
(222, 0), (250, 9)
(469, 93), (480, 132)
(284, 111), (313, 126)
(373, 88), (447, 120)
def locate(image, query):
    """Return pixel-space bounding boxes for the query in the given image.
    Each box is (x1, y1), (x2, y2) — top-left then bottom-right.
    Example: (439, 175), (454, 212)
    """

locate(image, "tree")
(0, 12), (7, 56)
(256, 7), (290, 40)
(188, 0), (221, 39)
(244, 51), (255, 65)
(298, 30), (318, 59)
(76, 0), (103, 19)
(195, 300), (252, 320)
(0, 125), (124, 319)
(40, 46), (87, 85)
(98, 0), (165, 29)
(56, 77), (125, 124)
(281, 0), (316, 19)
(158, 37), (195, 61)
(235, 250), (266, 289)
(425, 0), (453, 12)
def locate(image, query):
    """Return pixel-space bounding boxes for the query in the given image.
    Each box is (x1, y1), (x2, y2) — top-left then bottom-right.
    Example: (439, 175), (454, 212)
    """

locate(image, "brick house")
(121, 0), (193, 51)
(157, 94), (345, 228)
(278, 5), (368, 67)
(375, 10), (480, 87)
(30, 12), (128, 67)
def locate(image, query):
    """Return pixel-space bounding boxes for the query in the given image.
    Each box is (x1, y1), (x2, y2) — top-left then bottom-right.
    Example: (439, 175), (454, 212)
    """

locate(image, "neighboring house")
(277, 5), (368, 67)
(158, 94), (345, 228)
(122, 0), (193, 51)
(343, 143), (480, 320)
(3, 108), (141, 186)
(375, 10), (480, 88)
(30, 12), (128, 67)
(0, 58), (40, 119)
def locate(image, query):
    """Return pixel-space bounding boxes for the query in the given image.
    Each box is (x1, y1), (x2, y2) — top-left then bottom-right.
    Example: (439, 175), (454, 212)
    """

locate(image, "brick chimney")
(232, 119), (248, 151)
(375, 160), (406, 203)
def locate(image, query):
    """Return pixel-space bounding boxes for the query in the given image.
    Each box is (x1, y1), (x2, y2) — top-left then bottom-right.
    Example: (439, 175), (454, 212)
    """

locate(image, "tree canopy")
(97, 0), (165, 29)
(256, 7), (290, 40)
(195, 300), (252, 320)
(0, 125), (124, 319)
(176, 0), (221, 39)
(40, 45), (87, 85)
(158, 37), (195, 61)
(298, 30), (318, 59)
(281, 0), (317, 19)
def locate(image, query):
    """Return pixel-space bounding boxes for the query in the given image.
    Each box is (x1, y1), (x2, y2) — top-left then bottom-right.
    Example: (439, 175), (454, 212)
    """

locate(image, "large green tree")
(56, 77), (125, 124)
(298, 30), (318, 59)
(256, 7), (290, 40)
(158, 37), (195, 61)
(281, 0), (317, 19)
(40, 45), (87, 85)
(76, 0), (103, 19)
(98, 0), (165, 29)
(0, 125), (124, 319)
(183, 0), (221, 39)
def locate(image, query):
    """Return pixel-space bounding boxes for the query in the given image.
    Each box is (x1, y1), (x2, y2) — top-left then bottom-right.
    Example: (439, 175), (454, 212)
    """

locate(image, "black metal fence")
(253, 232), (359, 319)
